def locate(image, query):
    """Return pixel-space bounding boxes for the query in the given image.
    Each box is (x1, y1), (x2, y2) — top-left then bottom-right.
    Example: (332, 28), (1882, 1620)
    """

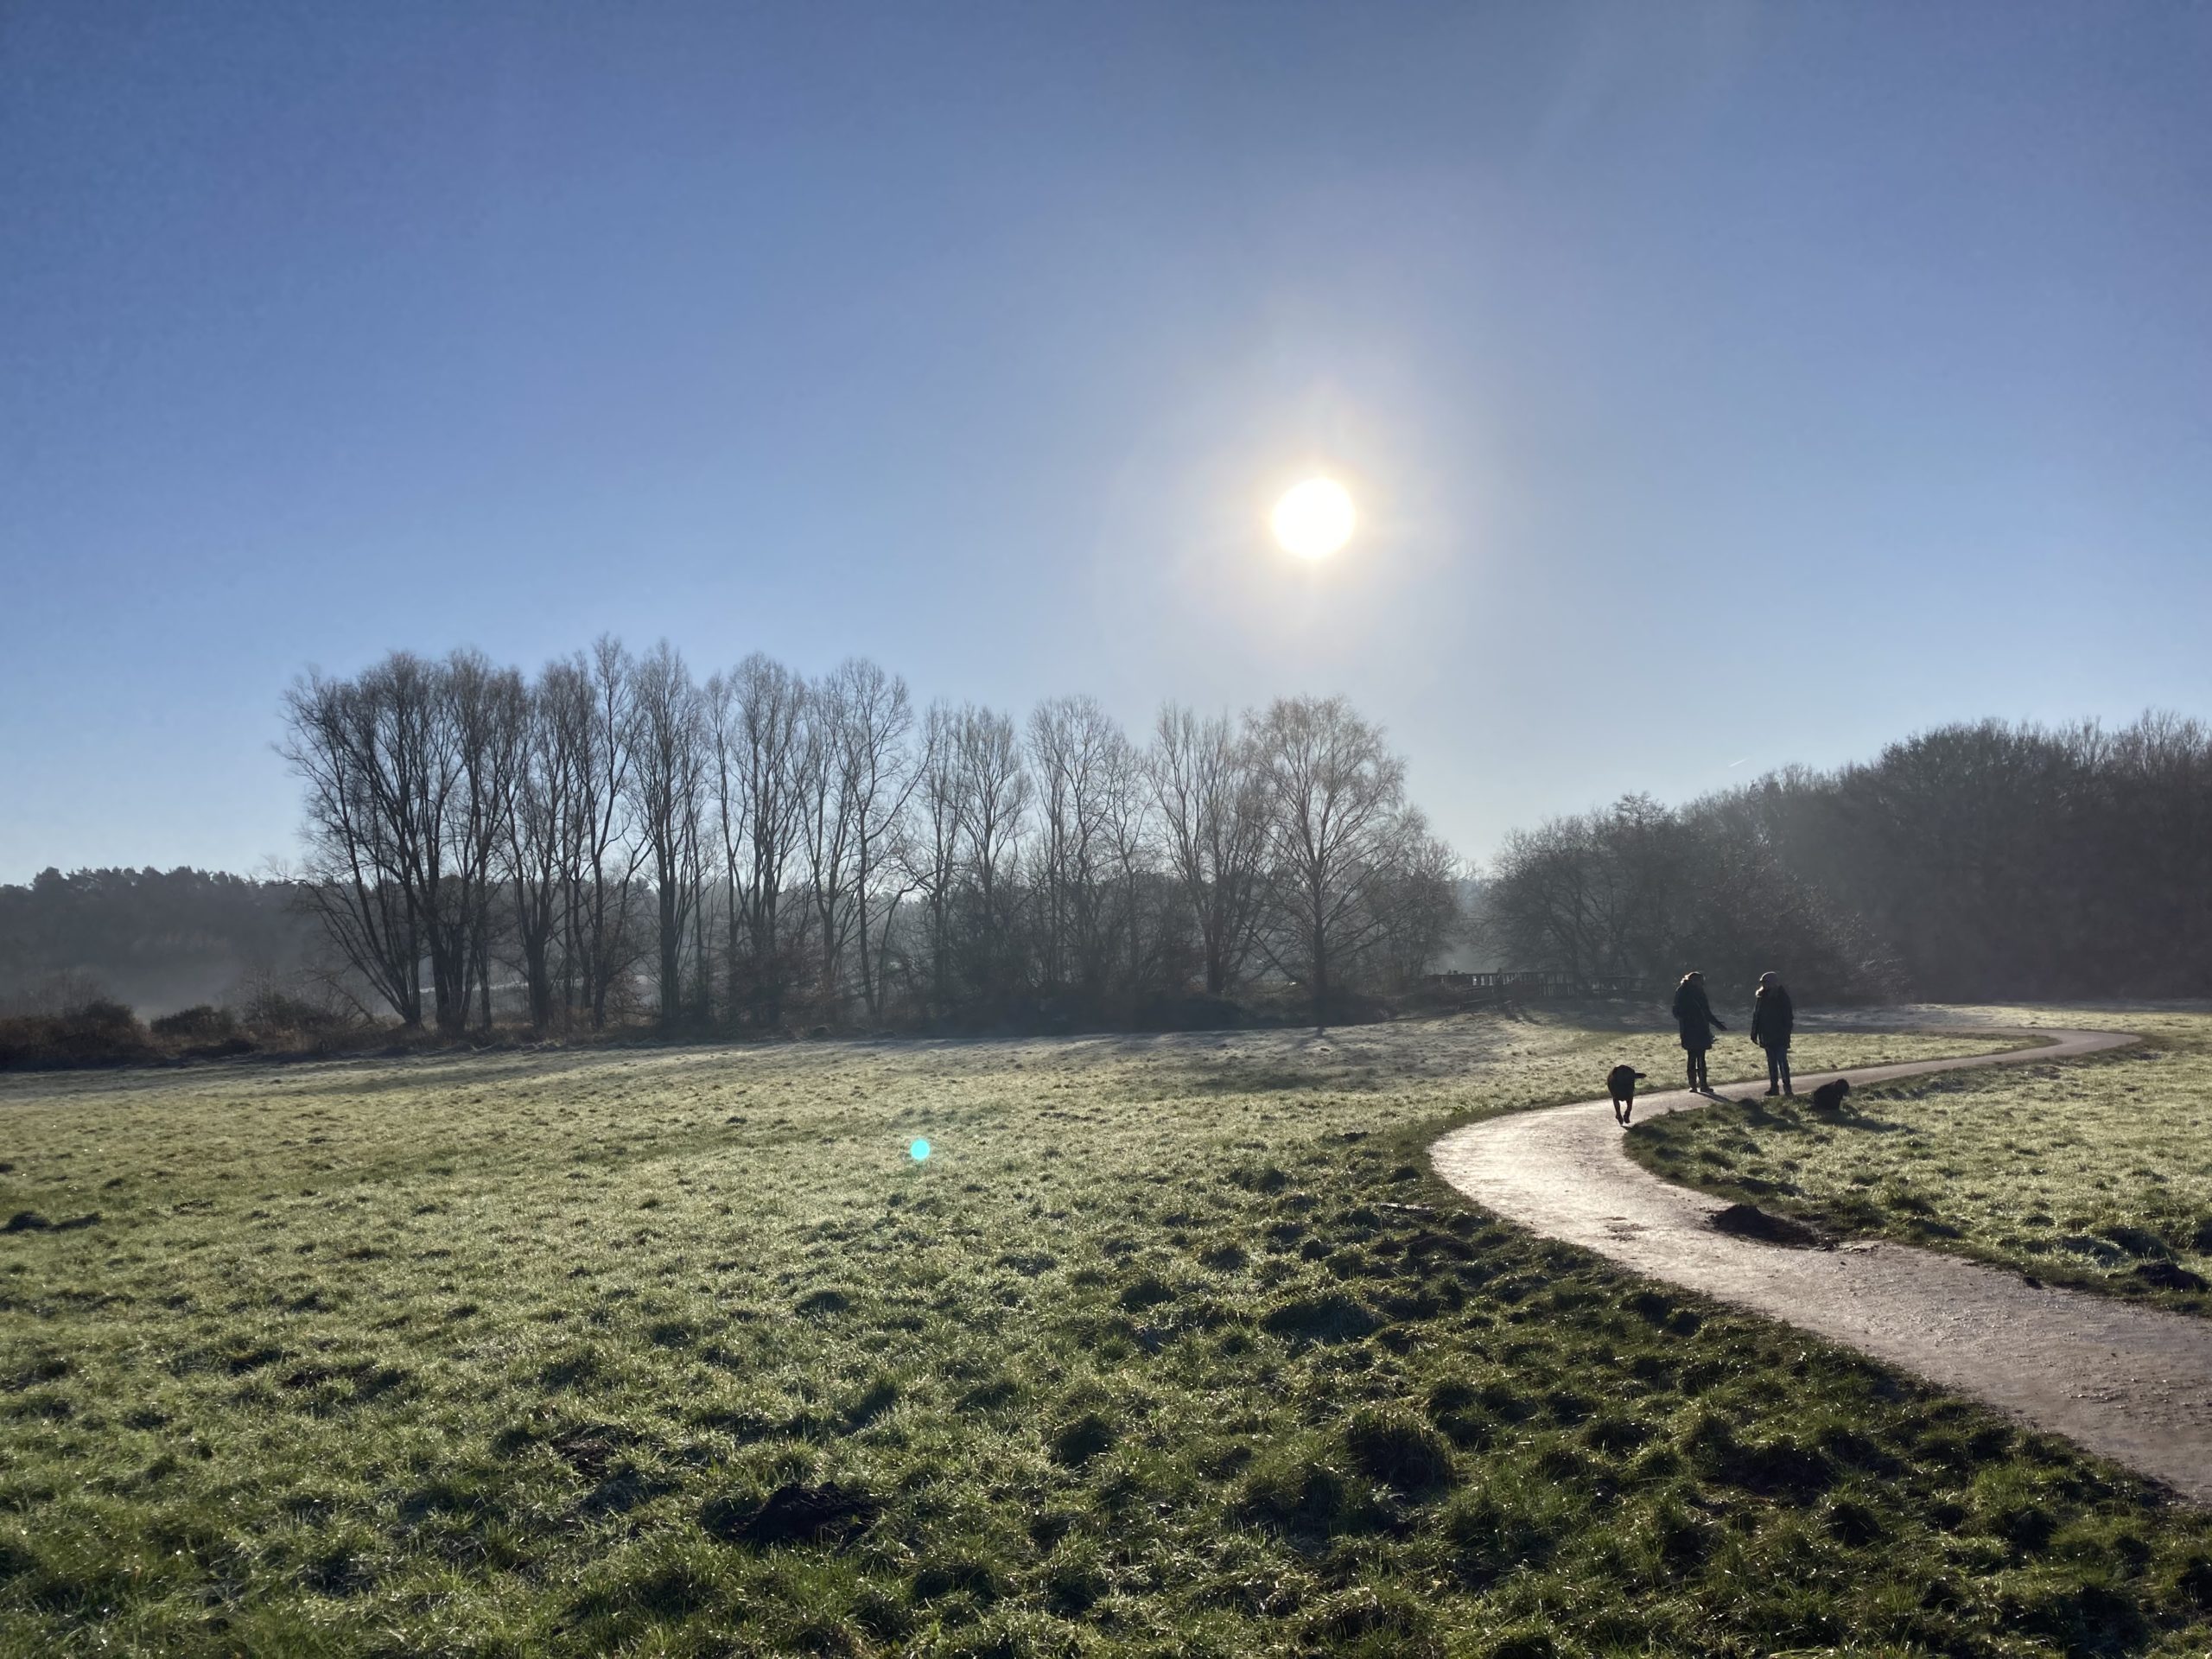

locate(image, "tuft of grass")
(2, 1014), (2209, 1654)
(1627, 1008), (2212, 1313)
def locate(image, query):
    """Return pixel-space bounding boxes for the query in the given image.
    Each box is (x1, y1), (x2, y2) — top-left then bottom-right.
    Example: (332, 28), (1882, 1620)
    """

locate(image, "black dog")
(1607, 1064), (1648, 1127)
(1810, 1077), (1851, 1113)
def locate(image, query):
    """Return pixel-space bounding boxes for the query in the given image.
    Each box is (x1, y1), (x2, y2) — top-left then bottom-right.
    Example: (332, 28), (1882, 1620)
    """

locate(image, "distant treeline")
(27, 709), (2200, 1036)
(1488, 714), (2212, 1003)
(0, 867), (315, 1018)
(278, 641), (1463, 1034)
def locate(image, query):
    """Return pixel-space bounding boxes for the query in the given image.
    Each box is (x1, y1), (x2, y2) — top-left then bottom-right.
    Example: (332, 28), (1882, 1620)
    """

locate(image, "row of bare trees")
(1486, 713), (2212, 1003)
(281, 641), (1462, 1033)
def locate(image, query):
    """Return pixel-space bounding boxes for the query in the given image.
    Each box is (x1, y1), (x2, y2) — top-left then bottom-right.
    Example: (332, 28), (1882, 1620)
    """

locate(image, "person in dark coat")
(1670, 970), (1726, 1092)
(1751, 969), (1795, 1096)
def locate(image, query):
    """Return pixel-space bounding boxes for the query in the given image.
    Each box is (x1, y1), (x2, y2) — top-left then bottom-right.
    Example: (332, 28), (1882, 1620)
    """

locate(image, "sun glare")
(1272, 477), (1355, 560)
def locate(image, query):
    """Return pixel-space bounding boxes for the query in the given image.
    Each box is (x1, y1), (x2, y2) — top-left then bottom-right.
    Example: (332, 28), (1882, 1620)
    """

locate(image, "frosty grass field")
(6, 1012), (2212, 1656)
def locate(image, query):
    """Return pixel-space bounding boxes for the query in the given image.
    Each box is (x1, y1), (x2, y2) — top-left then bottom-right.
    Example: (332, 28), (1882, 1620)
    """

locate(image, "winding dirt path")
(1431, 1027), (2212, 1503)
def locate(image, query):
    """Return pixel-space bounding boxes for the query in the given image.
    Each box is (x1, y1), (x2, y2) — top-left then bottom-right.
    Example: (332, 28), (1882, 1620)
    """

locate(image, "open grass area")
(1626, 1009), (2212, 1318)
(8, 1013), (2212, 1656)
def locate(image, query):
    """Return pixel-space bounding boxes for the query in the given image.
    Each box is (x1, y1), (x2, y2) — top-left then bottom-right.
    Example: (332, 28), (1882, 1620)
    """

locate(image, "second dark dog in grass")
(1810, 1077), (1851, 1113)
(1608, 1064), (1648, 1126)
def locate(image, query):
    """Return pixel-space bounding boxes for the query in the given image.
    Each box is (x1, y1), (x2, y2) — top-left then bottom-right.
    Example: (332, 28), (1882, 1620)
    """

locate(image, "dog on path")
(1809, 1077), (1851, 1113)
(1607, 1065), (1648, 1127)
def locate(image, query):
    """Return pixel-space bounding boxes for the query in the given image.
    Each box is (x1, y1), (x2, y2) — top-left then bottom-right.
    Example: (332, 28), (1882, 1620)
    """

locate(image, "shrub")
(0, 1001), (156, 1069)
(238, 987), (353, 1036)
(151, 1005), (237, 1041)
(73, 999), (138, 1032)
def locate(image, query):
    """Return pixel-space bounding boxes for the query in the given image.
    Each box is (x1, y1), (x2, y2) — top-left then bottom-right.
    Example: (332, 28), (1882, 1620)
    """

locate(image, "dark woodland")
(0, 867), (315, 1016)
(1486, 712), (2212, 1002)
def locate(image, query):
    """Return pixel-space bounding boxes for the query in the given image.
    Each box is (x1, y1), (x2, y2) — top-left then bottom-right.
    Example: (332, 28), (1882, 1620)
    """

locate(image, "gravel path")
(1430, 1027), (2212, 1503)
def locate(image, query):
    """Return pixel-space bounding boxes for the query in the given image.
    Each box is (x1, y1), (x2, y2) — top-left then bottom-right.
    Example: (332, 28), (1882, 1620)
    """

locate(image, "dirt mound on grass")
(1708, 1203), (1828, 1249)
(701, 1481), (880, 1549)
(2133, 1260), (2210, 1293)
(1260, 1291), (1382, 1344)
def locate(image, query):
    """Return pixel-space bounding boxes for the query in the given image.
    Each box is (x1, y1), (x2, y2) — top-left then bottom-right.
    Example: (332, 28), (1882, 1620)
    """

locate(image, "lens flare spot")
(909, 1138), (932, 1162)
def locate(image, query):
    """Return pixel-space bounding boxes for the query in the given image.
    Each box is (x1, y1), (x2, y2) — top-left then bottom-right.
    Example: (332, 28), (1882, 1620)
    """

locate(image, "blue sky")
(4, 3), (2209, 883)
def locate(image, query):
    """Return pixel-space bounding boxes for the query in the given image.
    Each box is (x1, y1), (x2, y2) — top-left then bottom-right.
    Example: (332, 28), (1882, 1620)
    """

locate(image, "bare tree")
(568, 637), (646, 1028)
(1091, 721), (1156, 994)
(709, 653), (807, 1027)
(702, 667), (744, 1019)
(1148, 703), (1270, 996)
(954, 703), (1033, 1002)
(828, 658), (920, 1021)
(1027, 695), (1126, 993)
(908, 701), (965, 1014)
(281, 664), (426, 1027)
(385, 652), (469, 1033)
(900, 701), (1033, 1012)
(1249, 695), (1413, 1024)
(443, 651), (525, 1033)
(683, 756), (714, 1024)
(799, 673), (859, 1009)
(505, 659), (586, 1031)
(1364, 810), (1463, 988)
(280, 650), (522, 1036)
(627, 641), (707, 1027)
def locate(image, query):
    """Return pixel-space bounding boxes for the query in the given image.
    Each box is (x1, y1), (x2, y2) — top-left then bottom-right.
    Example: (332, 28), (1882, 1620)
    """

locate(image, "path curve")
(1431, 1027), (2212, 1503)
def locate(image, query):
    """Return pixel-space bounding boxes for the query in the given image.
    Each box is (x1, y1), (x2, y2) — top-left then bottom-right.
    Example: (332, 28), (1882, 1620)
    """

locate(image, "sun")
(1271, 477), (1355, 559)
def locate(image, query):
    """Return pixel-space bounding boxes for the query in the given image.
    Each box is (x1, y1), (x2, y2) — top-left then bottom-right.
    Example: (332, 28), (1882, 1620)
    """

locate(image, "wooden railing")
(1419, 971), (1663, 1001)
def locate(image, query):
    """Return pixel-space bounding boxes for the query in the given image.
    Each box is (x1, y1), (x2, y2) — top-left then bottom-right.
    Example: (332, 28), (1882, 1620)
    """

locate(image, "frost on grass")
(3, 1014), (2211, 1656)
